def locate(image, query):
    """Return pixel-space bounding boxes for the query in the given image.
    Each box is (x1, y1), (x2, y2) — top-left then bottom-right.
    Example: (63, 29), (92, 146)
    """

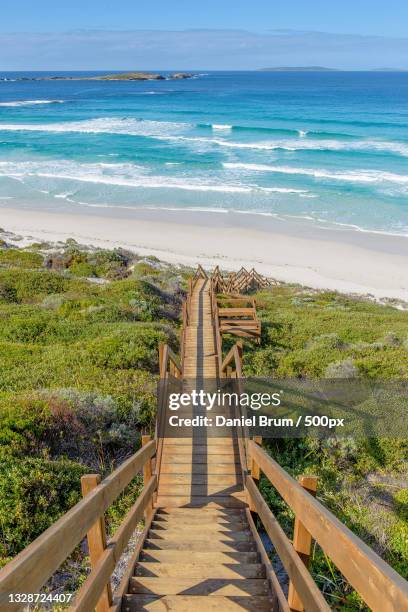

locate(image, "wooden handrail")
(192, 264), (208, 290)
(221, 342), (243, 378)
(69, 475), (157, 612)
(246, 477), (330, 611)
(156, 343), (183, 484)
(219, 340), (249, 478)
(247, 440), (408, 611)
(159, 343), (182, 379)
(0, 440), (156, 609)
(209, 266), (274, 294)
(210, 283), (223, 375)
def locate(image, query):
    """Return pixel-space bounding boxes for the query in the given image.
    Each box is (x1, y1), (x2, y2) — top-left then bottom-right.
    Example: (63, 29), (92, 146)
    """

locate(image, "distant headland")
(8, 72), (194, 82)
(259, 66), (339, 72)
(259, 66), (407, 72)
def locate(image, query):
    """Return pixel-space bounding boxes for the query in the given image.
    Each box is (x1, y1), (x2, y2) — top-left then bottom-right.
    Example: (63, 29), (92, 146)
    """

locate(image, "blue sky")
(1, 1), (408, 70)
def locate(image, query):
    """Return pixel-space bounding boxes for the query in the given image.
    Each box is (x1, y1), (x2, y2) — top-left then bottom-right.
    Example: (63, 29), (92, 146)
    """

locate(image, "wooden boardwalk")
(182, 277), (218, 379)
(121, 276), (274, 610)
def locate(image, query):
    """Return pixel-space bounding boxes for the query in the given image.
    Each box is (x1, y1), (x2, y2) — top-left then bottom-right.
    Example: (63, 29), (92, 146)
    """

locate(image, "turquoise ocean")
(0, 71), (407, 235)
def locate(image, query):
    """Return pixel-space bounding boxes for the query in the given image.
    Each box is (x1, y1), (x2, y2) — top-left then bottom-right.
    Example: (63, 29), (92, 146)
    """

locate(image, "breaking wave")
(0, 100), (64, 107)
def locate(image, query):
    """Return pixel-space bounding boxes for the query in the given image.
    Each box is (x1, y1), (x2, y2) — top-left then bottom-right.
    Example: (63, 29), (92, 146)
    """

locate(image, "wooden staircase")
(182, 276), (218, 379)
(122, 271), (274, 609)
(122, 508), (274, 610)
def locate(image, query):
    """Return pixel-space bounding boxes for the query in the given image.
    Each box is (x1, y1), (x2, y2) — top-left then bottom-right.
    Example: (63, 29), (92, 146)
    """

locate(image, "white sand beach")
(1, 205), (408, 302)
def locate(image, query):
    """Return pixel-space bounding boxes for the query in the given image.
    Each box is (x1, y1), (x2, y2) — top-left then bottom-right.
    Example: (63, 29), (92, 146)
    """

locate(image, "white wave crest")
(0, 100), (64, 107)
(54, 191), (75, 199)
(0, 159), (249, 193)
(208, 137), (408, 156)
(1, 116), (407, 157)
(0, 158), (313, 196)
(223, 162), (408, 185)
(0, 117), (190, 137)
(160, 135), (408, 157)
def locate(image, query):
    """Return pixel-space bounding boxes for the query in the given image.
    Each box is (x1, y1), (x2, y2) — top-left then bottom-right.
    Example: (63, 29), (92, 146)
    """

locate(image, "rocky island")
(11, 72), (194, 81)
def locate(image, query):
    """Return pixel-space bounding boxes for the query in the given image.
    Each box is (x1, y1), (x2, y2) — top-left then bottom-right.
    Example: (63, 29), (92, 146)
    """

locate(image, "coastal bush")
(0, 395), (51, 458)
(0, 269), (68, 303)
(85, 325), (167, 371)
(0, 249), (43, 269)
(45, 246), (133, 280)
(40, 390), (144, 469)
(132, 261), (161, 278)
(0, 457), (86, 560)
(69, 261), (97, 278)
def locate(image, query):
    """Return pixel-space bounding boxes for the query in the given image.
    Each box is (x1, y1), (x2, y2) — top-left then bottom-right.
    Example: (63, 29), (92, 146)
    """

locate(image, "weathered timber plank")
(128, 577), (269, 596)
(134, 563), (265, 579)
(139, 551), (259, 564)
(121, 595), (274, 610)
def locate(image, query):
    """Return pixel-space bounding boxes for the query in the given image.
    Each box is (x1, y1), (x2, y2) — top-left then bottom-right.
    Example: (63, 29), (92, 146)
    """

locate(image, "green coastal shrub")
(40, 389), (146, 468)
(0, 395), (51, 457)
(0, 457), (86, 559)
(69, 261), (97, 278)
(85, 325), (167, 371)
(0, 249), (43, 269)
(0, 270), (68, 303)
(45, 246), (133, 280)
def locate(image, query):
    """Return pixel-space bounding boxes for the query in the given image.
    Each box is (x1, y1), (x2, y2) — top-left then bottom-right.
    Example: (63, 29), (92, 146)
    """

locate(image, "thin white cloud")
(0, 29), (407, 70)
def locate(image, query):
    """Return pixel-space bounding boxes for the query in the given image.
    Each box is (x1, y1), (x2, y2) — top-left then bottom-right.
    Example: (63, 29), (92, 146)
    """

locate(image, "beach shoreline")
(1, 204), (408, 303)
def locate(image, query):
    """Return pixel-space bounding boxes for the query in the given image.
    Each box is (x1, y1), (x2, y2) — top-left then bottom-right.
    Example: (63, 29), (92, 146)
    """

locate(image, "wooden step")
(139, 550), (259, 564)
(161, 438), (237, 446)
(156, 507), (244, 515)
(122, 594), (274, 611)
(149, 530), (252, 542)
(128, 577), (269, 596)
(155, 496), (247, 508)
(156, 485), (245, 497)
(134, 563), (265, 579)
(159, 463), (241, 475)
(161, 455), (239, 465)
(158, 474), (242, 486)
(151, 520), (246, 532)
(161, 445), (237, 455)
(154, 514), (245, 526)
(143, 539), (257, 552)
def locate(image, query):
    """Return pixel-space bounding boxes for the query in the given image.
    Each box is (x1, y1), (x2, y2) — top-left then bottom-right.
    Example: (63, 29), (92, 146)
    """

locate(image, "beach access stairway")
(121, 276), (273, 609)
(1, 267), (408, 611)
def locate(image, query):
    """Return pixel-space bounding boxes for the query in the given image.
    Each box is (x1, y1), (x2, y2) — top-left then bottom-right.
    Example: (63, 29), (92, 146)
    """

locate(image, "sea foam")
(0, 159), (311, 196)
(1, 116), (407, 157)
(0, 100), (64, 107)
(223, 163), (408, 185)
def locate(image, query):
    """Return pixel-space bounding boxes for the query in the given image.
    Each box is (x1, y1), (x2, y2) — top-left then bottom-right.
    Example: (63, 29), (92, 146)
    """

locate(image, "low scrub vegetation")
(222, 286), (408, 608)
(0, 240), (187, 576)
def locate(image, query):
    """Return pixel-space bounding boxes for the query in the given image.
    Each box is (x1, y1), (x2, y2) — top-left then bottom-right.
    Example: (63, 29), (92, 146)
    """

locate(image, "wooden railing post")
(142, 435), (153, 520)
(81, 474), (112, 612)
(236, 340), (243, 370)
(248, 436), (262, 513)
(288, 475), (318, 612)
(158, 342), (165, 378)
